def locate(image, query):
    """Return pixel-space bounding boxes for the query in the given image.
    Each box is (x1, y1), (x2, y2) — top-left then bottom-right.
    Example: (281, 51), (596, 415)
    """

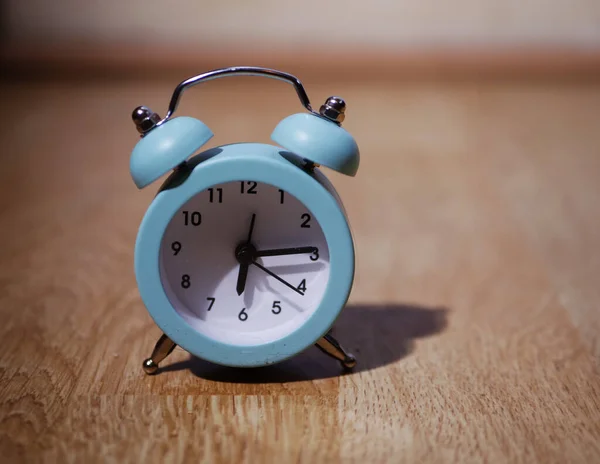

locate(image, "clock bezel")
(134, 143), (355, 367)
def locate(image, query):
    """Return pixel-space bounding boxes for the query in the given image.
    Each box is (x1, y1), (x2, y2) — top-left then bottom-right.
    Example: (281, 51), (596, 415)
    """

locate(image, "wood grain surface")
(0, 75), (599, 463)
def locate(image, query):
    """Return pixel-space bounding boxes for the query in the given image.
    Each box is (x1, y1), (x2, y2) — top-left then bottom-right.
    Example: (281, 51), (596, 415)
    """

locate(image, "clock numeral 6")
(272, 301), (282, 315)
(300, 213), (311, 228)
(238, 308), (248, 322)
(181, 274), (191, 289)
(182, 210), (202, 226)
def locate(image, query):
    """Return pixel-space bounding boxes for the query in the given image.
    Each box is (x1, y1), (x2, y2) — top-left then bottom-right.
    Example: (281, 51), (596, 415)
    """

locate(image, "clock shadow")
(158, 303), (448, 382)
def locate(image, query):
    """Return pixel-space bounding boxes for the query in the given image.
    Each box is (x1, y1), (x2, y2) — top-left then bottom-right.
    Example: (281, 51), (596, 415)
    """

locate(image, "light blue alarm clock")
(129, 67), (360, 375)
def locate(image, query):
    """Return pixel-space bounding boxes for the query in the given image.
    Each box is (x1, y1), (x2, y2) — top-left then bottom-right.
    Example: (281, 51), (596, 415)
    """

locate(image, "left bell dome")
(130, 116), (214, 189)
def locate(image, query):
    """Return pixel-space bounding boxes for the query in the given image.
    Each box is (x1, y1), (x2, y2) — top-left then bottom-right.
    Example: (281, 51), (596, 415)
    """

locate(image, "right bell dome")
(271, 112), (360, 177)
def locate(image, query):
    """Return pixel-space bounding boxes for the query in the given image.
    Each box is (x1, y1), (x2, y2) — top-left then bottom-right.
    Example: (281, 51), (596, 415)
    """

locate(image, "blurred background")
(1, 1), (599, 347)
(6, 0), (600, 47)
(3, 0), (600, 77)
(1, 0), (599, 350)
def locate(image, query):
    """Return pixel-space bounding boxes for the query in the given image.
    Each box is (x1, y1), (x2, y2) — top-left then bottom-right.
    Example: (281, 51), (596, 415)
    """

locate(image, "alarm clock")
(129, 67), (359, 375)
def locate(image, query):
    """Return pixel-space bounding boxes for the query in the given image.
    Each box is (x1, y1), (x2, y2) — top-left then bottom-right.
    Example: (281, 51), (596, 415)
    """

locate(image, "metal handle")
(160, 66), (316, 125)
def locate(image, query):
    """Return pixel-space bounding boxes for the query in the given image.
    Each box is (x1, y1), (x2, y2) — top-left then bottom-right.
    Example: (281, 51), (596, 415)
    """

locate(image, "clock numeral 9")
(182, 210), (202, 226)
(238, 307), (248, 322)
(272, 301), (282, 315)
(181, 274), (191, 289)
(171, 241), (182, 255)
(300, 213), (311, 228)
(240, 181), (257, 194)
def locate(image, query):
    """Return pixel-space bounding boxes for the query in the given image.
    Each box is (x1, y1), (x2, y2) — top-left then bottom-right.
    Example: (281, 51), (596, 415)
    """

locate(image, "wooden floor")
(0, 75), (599, 463)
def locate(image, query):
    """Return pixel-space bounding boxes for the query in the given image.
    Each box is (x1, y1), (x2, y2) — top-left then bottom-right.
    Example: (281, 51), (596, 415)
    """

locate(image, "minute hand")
(254, 246), (316, 257)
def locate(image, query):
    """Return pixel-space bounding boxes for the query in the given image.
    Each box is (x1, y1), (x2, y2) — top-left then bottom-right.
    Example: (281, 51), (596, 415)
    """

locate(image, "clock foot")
(142, 333), (177, 375)
(315, 333), (357, 370)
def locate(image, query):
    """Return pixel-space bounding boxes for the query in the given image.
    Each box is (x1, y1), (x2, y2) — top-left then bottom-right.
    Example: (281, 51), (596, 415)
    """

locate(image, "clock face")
(159, 180), (330, 347)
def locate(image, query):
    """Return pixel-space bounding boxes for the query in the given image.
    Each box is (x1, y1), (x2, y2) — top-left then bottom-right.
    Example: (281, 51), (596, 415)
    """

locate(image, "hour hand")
(255, 246), (316, 257)
(235, 213), (256, 296)
(236, 262), (249, 295)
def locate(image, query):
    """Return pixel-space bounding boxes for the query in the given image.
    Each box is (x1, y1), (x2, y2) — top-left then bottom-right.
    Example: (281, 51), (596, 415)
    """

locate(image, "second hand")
(251, 261), (304, 296)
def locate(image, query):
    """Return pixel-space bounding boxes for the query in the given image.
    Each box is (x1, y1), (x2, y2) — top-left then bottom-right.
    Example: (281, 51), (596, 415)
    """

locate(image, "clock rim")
(134, 142), (355, 368)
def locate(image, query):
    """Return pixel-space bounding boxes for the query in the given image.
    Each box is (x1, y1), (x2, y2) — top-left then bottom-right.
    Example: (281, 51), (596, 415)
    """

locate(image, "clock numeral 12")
(240, 181), (257, 194)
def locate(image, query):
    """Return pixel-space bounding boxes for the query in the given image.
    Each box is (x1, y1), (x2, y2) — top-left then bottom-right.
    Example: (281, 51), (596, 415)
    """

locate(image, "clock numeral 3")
(238, 308), (248, 321)
(272, 301), (282, 315)
(183, 211), (202, 226)
(181, 274), (191, 289)
(171, 241), (182, 255)
(300, 213), (311, 228)
(206, 297), (215, 311)
(310, 248), (319, 261)
(208, 188), (223, 203)
(240, 181), (257, 194)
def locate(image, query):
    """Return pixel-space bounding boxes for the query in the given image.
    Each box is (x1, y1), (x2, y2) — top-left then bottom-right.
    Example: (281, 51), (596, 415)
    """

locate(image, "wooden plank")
(0, 77), (598, 462)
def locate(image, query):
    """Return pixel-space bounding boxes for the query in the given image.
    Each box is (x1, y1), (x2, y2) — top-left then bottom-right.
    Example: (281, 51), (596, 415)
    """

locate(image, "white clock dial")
(159, 181), (330, 347)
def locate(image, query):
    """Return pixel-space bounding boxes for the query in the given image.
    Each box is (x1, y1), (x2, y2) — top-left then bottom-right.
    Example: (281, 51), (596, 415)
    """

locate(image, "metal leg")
(315, 332), (357, 370)
(142, 333), (177, 375)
